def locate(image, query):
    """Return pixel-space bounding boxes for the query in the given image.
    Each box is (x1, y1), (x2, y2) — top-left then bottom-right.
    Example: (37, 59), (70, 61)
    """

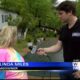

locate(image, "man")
(37, 1), (80, 79)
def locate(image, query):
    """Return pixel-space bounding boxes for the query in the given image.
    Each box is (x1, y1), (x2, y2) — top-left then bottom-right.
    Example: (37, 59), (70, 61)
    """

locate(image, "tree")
(1, 0), (62, 41)
(76, 0), (80, 18)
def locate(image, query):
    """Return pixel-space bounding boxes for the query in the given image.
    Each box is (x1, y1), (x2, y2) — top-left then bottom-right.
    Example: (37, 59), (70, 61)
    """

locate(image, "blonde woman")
(0, 26), (28, 79)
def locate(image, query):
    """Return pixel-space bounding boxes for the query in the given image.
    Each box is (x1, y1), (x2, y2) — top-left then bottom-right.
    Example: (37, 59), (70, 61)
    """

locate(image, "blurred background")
(0, 0), (79, 79)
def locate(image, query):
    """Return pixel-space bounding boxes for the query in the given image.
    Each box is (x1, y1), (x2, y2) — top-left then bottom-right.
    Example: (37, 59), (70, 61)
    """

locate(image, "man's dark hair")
(56, 1), (76, 15)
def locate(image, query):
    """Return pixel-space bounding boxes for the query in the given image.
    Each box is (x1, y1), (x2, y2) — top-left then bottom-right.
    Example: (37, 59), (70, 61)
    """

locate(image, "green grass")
(14, 40), (28, 56)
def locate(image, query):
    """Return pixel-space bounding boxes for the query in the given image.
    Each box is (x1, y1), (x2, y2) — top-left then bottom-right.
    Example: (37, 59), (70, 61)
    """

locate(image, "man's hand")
(37, 48), (47, 55)
(73, 71), (80, 79)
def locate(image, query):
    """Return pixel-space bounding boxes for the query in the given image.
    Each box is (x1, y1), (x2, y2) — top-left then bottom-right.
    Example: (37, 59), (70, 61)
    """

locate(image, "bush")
(25, 34), (33, 42)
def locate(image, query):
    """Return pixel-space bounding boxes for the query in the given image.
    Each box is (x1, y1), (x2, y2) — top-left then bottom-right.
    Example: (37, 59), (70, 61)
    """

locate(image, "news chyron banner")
(0, 62), (80, 71)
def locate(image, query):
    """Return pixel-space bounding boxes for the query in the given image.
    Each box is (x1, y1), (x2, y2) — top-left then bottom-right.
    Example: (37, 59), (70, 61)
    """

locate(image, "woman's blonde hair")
(0, 25), (17, 48)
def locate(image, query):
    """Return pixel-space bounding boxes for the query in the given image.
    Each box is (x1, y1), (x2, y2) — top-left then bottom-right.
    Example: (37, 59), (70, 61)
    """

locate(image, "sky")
(57, 0), (76, 4)
(57, 0), (65, 3)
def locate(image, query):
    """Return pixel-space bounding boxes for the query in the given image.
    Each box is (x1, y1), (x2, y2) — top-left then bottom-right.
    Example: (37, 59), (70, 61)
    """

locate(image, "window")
(2, 15), (8, 23)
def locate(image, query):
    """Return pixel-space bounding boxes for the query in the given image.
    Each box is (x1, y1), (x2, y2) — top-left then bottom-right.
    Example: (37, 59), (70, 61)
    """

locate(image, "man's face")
(58, 11), (71, 23)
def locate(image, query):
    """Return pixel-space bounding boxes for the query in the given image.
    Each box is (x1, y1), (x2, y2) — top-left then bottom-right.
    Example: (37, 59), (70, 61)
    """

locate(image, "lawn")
(14, 40), (29, 56)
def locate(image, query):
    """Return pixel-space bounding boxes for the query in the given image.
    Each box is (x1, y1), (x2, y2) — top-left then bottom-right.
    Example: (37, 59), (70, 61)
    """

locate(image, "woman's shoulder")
(0, 48), (8, 54)
(7, 48), (25, 62)
(0, 48), (9, 62)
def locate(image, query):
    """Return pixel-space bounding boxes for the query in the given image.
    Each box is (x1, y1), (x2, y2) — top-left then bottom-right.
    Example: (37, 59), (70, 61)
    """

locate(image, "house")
(0, 9), (18, 29)
(0, 9), (23, 39)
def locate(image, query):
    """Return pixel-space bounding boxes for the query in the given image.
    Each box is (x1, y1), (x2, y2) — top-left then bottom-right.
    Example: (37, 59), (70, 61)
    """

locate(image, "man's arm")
(37, 40), (62, 55)
(44, 40), (62, 53)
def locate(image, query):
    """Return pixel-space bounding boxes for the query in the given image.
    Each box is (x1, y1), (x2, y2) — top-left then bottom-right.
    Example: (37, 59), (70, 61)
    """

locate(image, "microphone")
(31, 45), (37, 54)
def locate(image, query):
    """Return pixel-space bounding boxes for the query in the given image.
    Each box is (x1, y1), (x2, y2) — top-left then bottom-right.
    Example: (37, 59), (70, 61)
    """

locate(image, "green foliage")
(8, 15), (21, 26)
(14, 40), (27, 54)
(25, 34), (33, 42)
(35, 31), (44, 38)
(76, 0), (80, 18)
(1, 0), (62, 38)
